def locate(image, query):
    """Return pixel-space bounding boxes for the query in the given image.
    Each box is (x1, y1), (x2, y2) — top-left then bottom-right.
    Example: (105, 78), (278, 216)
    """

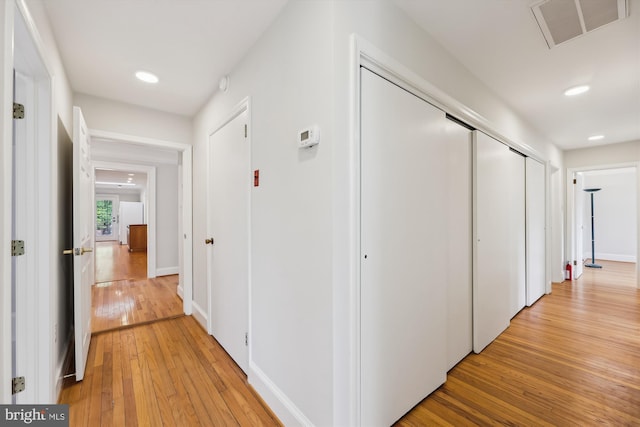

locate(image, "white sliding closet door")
(473, 131), (525, 353)
(526, 158), (546, 306)
(445, 120), (472, 371)
(509, 152), (526, 318)
(361, 68), (448, 426)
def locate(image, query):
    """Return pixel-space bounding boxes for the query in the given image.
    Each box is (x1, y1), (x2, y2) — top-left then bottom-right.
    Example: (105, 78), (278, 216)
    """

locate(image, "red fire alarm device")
(254, 169), (259, 187)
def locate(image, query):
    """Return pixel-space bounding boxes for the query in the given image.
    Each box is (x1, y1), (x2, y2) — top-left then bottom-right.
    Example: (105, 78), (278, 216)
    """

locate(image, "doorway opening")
(567, 164), (639, 288)
(91, 160), (182, 333)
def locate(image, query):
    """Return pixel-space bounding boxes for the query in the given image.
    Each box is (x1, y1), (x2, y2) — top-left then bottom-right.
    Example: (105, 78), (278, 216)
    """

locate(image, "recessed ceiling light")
(588, 135), (604, 141)
(564, 85), (590, 96)
(135, 71), (159, 84)
(128, 173), (135, 176)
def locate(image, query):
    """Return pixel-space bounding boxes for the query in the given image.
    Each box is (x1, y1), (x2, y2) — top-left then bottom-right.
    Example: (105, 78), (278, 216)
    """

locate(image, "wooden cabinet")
(128, 224), (147, 252)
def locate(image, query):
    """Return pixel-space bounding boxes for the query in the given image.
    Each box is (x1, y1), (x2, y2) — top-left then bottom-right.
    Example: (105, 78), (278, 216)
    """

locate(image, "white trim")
(156, 266), (179, 276)
(0, 1), (14, 403)
(191, 301), (208, 330)
(566, 162), (640, 289)
(582, 253), (637, 263)
(90, 129), (188, 150)
(249, 362), (314, 427)
(10, 0), (56, 404)
(93, 161), (157, 278)
(177, 285), (184, 300)
(88, 130), (194, 313)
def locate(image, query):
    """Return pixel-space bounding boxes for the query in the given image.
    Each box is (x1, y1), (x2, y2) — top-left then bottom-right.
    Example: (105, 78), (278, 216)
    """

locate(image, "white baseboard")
(156, 266), (179, 276)
(583, 252), (637, 263)
(249, 362), (313, 427)
(191, 301), (208, 330)
(177, 285), (184, 300)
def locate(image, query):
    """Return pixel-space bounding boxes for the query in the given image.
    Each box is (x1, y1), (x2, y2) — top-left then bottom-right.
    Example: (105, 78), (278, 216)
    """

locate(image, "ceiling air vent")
(531, 0), (629, 48)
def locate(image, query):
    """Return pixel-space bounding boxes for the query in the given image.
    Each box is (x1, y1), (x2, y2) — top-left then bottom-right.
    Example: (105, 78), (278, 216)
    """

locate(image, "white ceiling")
(37, 0), (288, 117)
(34, 0), (639, 151)
(393, 0), (640, 150)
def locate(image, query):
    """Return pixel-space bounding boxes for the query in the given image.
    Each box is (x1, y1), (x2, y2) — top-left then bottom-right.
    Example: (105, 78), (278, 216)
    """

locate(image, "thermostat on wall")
(298, 126), (320, 148)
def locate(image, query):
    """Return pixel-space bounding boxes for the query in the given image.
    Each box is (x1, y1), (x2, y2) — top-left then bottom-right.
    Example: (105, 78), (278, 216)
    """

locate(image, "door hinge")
(12, 376), (25, 395)
(573, 260), (577, 266)
(245, 332), (248, 346)
(13, 103), (24, 120)
(244, 124), (247, 138)
(11, 240), (25, 256)
(573, 178), (577, 184)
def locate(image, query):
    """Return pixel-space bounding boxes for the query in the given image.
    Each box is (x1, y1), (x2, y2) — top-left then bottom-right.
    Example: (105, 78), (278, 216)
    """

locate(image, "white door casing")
(574, 173), (585, 277)
(360, 68), (447, 426)
(72, 107), (94, 381)
(526, 158), (546, 306)
(207, 103), (250, 373)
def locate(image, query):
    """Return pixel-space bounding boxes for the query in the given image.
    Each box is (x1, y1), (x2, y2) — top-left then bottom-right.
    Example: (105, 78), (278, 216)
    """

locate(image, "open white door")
(69, 107), (94, 381)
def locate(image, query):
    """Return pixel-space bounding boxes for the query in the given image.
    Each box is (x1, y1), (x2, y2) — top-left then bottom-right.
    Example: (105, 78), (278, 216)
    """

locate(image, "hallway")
(92, 241), (183, 333)
(58, 261), (640, 425)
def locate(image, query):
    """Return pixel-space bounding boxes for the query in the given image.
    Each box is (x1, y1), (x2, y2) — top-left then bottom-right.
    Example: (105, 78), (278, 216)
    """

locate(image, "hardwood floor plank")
(92, 241), (183, 333)
(396, 260), (640, 425)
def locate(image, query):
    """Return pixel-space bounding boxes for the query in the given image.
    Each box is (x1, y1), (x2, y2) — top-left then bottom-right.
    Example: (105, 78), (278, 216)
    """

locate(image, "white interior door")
(473, 131), (525, 353)
(71, 107), (94, 381)
(361, 68), (448, 426)
(95, 194), (119, 242)
(574, 173), (585, 278)
(526, 158), (546, 306)
(207, 107), (249, 373)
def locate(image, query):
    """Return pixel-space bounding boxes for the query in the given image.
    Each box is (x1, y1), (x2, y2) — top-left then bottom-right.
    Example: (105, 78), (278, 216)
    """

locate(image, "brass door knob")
(205, 238), (214, 245)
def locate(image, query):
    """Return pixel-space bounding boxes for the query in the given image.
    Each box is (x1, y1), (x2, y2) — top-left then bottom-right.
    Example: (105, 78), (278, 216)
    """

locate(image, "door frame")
(1, 0), (55, 403)
(344, 35), (551, 426)
(93, 161), (157, 278)
(95, 193), (120, 242)
(205, 96), (251, 365)
(566, 162), (640, 288)
(89, 131), (193, 314)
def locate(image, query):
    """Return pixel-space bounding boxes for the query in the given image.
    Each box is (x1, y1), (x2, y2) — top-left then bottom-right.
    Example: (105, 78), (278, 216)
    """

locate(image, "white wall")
(193, 2), (334, 425)
(74, 93), (192, 144)
(156, 165), (179, 272)
(329, 2), (564, 424)
(193, 1), (566, 426)
(565, 140), (640, 169)
(581, 169), (637, 262)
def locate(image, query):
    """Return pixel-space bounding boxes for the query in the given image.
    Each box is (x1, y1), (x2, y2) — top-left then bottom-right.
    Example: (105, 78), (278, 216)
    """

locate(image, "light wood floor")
(59, 316), (281, 427)
(92, 241), (184, 333)
(397, 260), (640, 426)
(62, 259), (639, 426)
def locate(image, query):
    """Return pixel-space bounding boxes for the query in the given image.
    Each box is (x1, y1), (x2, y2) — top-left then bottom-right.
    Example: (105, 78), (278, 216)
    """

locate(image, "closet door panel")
(526, 158), (546, 306)
(445, 120), (472, 370)
(473, 131), (524, 353)
(361, 68), (448, 426)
